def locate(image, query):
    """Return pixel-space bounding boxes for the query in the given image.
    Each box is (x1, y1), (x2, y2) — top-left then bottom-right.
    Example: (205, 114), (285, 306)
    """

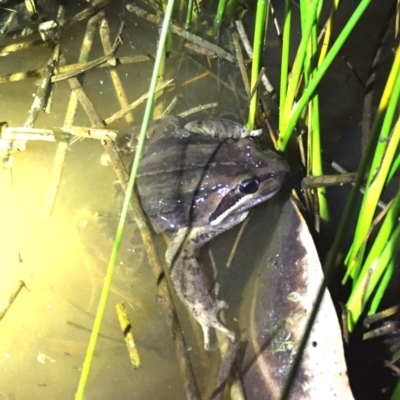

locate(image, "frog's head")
(209, 141), (289, 226)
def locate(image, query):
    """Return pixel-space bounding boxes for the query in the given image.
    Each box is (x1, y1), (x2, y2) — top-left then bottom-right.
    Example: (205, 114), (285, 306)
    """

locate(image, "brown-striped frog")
(134, 116), (289, 350)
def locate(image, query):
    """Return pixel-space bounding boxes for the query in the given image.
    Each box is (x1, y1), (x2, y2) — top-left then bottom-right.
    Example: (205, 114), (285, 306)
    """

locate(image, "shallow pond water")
(0, 1), (397, 399)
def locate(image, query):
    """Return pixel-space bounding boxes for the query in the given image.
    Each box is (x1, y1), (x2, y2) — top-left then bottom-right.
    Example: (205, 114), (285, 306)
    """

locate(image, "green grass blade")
(346, 190), (400, 329)
(247, 0), (268, 130)
(214, 0), (228, 32)
(368, 258), (396, 317)
(345, 67), (400, 278)
(278, 0), (373, 151)
(348, 223), (400, 330)
(390, 379), (400, 400)
(309, 13), (329, 222)
(74, 0), (176, 398)
(280, 0), (319, 135)
(298, 0), (329, 222)
(318, 0), (340, 65)
(184, 0), (194, 29)
(341, 46), (399, 279)
(278, 0), (291, 133)
(328, 46), (400, 286)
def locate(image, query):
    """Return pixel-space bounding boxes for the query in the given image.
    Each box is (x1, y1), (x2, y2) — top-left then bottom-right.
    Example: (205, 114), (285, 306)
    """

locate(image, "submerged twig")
(235, 20), (253, 58)
(235, 20), (274, 94)
(184, 42), (217, 58)
(364, 305), (399, 326)
(0, 55), (151, 85)
(67, 76), (105, 125)
(126, 4), (236, 62)
(54, 18), (123, 83)
(116, 303), (141, 368)
(248, 66), (266, 102)
(161, 95), (182, 117)
(52, 51), (115, 82)
(232, 31), (250, 95)
(331, 161), (388, 211)
(178, 102), (218, 118)
(0, 9), (16, 36)
(301, 172), (357, 189)
(59, 126), (117, 141)
(24, 45), (60, 128)
(262, 110), (278, 149)
(208, 249), (218, 281)
(387, 348), (400, 367)
(0, 280), (25, 321)
(42, 8), (99, 219)
(364, 321), (399, 340)
(61, 0), (110, 31)
(0, 39), (47, 55)
(99, 18), (134, 124)
(361, 12), (393, 148)
(1, 127), (55, 142)
(188, 56), (244, 100)
(226, 213), (251, 268)
(104, 79), (174, 125)
(179, 71), (209, 87)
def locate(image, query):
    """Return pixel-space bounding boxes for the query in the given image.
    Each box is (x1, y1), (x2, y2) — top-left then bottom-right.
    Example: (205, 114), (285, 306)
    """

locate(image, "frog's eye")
(238, 178), (260, 194)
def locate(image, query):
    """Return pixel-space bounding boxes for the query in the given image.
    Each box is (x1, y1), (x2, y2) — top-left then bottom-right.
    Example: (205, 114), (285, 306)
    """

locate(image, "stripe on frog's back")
(136, 162), (272, 197)
(143, 133), (228, 157)
(140, 138), (263, 174)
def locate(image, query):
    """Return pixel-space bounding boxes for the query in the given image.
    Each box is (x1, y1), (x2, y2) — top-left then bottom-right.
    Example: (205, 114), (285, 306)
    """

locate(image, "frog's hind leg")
(199, 295), (235, 351)
(208, 283), (236, 346)
(201, 320), (235, 351)
(167, 225), (238, 350)
(208, 320), (236, 348)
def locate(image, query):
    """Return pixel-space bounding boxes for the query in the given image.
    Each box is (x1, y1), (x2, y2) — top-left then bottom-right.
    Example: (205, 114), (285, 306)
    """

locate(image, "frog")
(135, 116), (289, 350)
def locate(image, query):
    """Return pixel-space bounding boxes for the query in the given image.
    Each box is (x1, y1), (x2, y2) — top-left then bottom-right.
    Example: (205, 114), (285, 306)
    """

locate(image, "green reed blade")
(308, 5), (329, 222)
(279, 0), (319, 135)
(278, 0), (373, 151)
(185, 0), (194, 29)
(247, 0), (268, 130)
(279, 0), (291, 133)
(346, 189), (400, 328)
(345, 63), (400, 279)
(390, 379), (400, 400)
(346, 218), (400, 330)
(74, 0), (176, 398)
(368, 258), (396, 318)
(214, 0), (228, 32)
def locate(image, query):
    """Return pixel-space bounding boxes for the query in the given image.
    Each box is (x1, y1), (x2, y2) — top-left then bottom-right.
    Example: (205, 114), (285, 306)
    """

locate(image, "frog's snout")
(273, 170), (288, 183)
(275, 164), (290, 182)
(270, 156), (290, 183)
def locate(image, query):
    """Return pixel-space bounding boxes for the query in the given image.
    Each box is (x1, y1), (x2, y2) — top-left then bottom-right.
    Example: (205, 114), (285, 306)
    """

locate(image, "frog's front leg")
(165, 212), (248, 350)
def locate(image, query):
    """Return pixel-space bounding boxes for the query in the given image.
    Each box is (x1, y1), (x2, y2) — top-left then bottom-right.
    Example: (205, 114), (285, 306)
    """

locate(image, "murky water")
(0, 2), (254, 399)
(0, 1), (397, 399)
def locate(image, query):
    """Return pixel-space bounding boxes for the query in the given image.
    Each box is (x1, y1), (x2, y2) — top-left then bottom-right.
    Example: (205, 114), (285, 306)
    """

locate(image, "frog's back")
(137, 130), (252, 233)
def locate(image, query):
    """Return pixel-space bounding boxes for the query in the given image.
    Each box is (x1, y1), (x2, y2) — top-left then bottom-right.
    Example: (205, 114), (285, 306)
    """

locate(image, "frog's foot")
(199, 284), (236, 351)
(201, 313), (236, 351)
(201, 326), (211, 351)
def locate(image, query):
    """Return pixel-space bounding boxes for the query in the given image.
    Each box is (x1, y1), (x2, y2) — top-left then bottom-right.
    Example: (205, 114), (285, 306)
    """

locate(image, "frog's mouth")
(209, 169), (289, 226)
